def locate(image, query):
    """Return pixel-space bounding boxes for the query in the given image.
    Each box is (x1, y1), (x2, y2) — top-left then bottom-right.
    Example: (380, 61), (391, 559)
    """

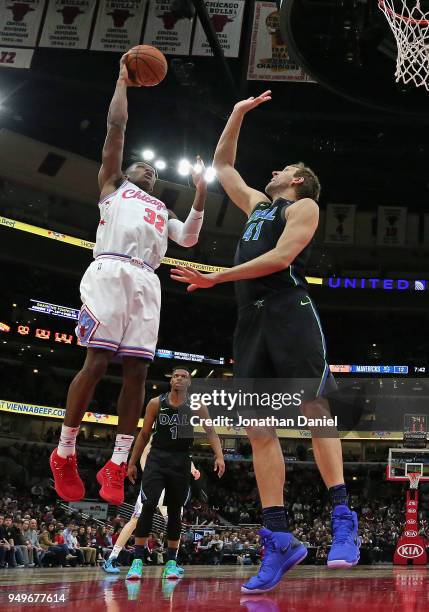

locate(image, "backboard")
(387, 448), (429, 482)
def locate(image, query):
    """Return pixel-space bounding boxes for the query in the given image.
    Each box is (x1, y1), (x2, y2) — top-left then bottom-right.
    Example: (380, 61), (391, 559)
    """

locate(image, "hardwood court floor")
(1, 565), (429, 611)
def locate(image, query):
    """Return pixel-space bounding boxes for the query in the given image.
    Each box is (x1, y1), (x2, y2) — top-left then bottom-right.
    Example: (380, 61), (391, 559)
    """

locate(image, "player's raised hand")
(214, 456), (225, 478)
(233, 90), (272, 115)
(118, 54), (141, 87)
(190, 156), (207, 192)
(170, 265), (219, 292)
(127, 463), (137, 484)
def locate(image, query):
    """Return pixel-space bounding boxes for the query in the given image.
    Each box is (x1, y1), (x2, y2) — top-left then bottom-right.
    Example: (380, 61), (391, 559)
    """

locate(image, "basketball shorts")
(76, 256), (161, 360)
(233, 288), (336, 400)
(140, 448), (191, 509)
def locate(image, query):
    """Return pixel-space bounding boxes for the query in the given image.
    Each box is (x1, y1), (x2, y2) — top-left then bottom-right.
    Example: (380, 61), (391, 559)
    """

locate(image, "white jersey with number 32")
(93, 179), (169, 269)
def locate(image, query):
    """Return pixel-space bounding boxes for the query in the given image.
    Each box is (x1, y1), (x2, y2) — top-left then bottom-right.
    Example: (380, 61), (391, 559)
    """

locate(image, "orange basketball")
(125, 45), (168, 87)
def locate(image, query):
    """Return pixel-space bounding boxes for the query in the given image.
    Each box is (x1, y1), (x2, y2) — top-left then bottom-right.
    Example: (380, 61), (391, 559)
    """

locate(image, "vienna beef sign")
(192, 0), (245, 58)
(91, 0), (147, 53)
(0, 0), (45, 47)
(39, 0), (97, 49)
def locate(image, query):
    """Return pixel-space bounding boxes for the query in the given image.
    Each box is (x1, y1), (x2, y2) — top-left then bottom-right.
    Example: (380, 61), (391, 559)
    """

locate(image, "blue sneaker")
(126, 559), (143, 580)
(102, 557), (120, 574)
(328, 504), (361, 568)
(177, 565), (184, 577)
(241, 528), (307, 594)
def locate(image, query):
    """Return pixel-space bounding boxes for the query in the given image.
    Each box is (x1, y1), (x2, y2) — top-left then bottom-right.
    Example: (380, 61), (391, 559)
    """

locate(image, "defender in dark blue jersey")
(171, 91), (360, 592)
(125, 367), (225, 580)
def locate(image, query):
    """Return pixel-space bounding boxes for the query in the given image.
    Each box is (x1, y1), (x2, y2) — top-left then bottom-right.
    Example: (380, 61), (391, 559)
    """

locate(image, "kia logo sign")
(404, 531), (418, 537)
(408, 519), (417, 524)
(397, 544), (424, 558)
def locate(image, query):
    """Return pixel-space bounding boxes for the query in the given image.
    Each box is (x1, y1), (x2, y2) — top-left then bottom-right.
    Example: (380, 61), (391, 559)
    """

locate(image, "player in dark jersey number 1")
(126, 367), (225, 580)
(171, 92), (360, 593)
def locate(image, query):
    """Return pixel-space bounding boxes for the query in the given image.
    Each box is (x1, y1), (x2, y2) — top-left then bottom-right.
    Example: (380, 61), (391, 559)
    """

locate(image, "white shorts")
(76, 256), (161, 360)
(132, 495), (144, 519)
(131, 489), (166, 518)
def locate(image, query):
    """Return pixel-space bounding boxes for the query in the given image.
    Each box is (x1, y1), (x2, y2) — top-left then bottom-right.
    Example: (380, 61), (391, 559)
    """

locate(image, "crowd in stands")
(2, 439), (429, 569)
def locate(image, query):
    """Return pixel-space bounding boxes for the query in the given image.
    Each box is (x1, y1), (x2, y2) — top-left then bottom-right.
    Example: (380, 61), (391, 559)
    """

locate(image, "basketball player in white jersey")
(50, 54), (208, 506)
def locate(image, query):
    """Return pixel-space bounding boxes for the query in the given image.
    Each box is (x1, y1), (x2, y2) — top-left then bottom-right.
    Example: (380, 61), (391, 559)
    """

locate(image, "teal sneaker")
(161, 578), (180, 598)
(125, 580), (141, 600)
(126, 559), (143, 580)
(102, 558), (120, 574)
(162, 560), (182, 580)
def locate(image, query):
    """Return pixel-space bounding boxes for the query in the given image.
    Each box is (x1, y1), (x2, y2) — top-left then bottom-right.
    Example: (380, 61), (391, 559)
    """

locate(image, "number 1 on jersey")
(170, 425), (178, 440)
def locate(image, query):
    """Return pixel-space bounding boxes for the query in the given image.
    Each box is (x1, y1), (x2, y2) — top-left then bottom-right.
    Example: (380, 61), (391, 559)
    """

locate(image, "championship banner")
(142, 0), (193, 56)
(0, 46), (34, 68)
(377, 206), (407, 247)
(324, 203), (356, 244)
(91, 0), (147, 53)
(191, 0), (244, 58)
(39, 0), (97, 49)
(247, 1), (314, 82)
(0, 0), (45, 47)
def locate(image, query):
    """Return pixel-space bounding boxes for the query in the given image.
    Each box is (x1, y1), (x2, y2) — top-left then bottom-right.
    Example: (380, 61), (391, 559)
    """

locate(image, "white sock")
(109, 545), (122, 560)
(57, 425), (80, 458)
(111, 434), (134, 465)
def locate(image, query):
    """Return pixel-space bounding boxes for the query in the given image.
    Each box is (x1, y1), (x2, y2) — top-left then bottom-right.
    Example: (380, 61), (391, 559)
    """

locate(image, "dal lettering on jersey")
(159, 413), (189, 425)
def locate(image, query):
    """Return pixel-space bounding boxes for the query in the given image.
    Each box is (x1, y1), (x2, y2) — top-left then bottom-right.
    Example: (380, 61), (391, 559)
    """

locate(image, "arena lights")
(154, 159), (167, 171)
(204, 166), (216, 183)
(142, 149), (155, 161)
(178, 158), (191, 176)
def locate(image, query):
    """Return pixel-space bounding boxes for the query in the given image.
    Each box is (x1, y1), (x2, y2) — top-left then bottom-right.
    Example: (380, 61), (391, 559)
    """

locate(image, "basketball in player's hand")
(125, 45), (168, 87)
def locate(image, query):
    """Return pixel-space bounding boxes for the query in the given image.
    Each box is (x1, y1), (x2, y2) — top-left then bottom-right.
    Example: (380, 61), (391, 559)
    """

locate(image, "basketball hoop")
(378, 0), (429, 90)
(407, 472), (422, 489)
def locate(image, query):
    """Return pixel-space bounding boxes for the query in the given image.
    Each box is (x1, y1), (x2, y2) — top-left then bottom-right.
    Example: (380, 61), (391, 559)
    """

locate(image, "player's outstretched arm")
(213, 91), (272, 216)
(98, 55), (137, 198)
(167, 156), (207, 247)
(127, 398), (159, 484)
(170, 199), (319, 290)
(197, 403), (225, 478)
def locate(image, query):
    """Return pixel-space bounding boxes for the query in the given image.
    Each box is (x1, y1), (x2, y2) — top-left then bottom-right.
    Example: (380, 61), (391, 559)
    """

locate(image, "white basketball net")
(408, 472), (421, 489)
(378, 0), (429, 89)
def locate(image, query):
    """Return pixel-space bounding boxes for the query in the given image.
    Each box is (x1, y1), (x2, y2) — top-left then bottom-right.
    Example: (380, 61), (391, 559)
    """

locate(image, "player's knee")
(300, 399), (330, 419)
(123, 359), (149, 384)
(247, 426), (277, 448)
(82, 353), (110, 381)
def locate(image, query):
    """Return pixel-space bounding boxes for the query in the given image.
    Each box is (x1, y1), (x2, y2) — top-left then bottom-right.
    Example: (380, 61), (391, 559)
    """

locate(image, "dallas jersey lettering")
(94, 179), (169, 270)
(234, 198), (313, 307)
(151, 393), (194, 453)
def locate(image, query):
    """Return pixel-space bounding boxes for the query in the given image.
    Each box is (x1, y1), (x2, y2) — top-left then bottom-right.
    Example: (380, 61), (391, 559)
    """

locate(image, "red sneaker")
(96, 460), (127, 505)
(49, 448), (85, 501)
